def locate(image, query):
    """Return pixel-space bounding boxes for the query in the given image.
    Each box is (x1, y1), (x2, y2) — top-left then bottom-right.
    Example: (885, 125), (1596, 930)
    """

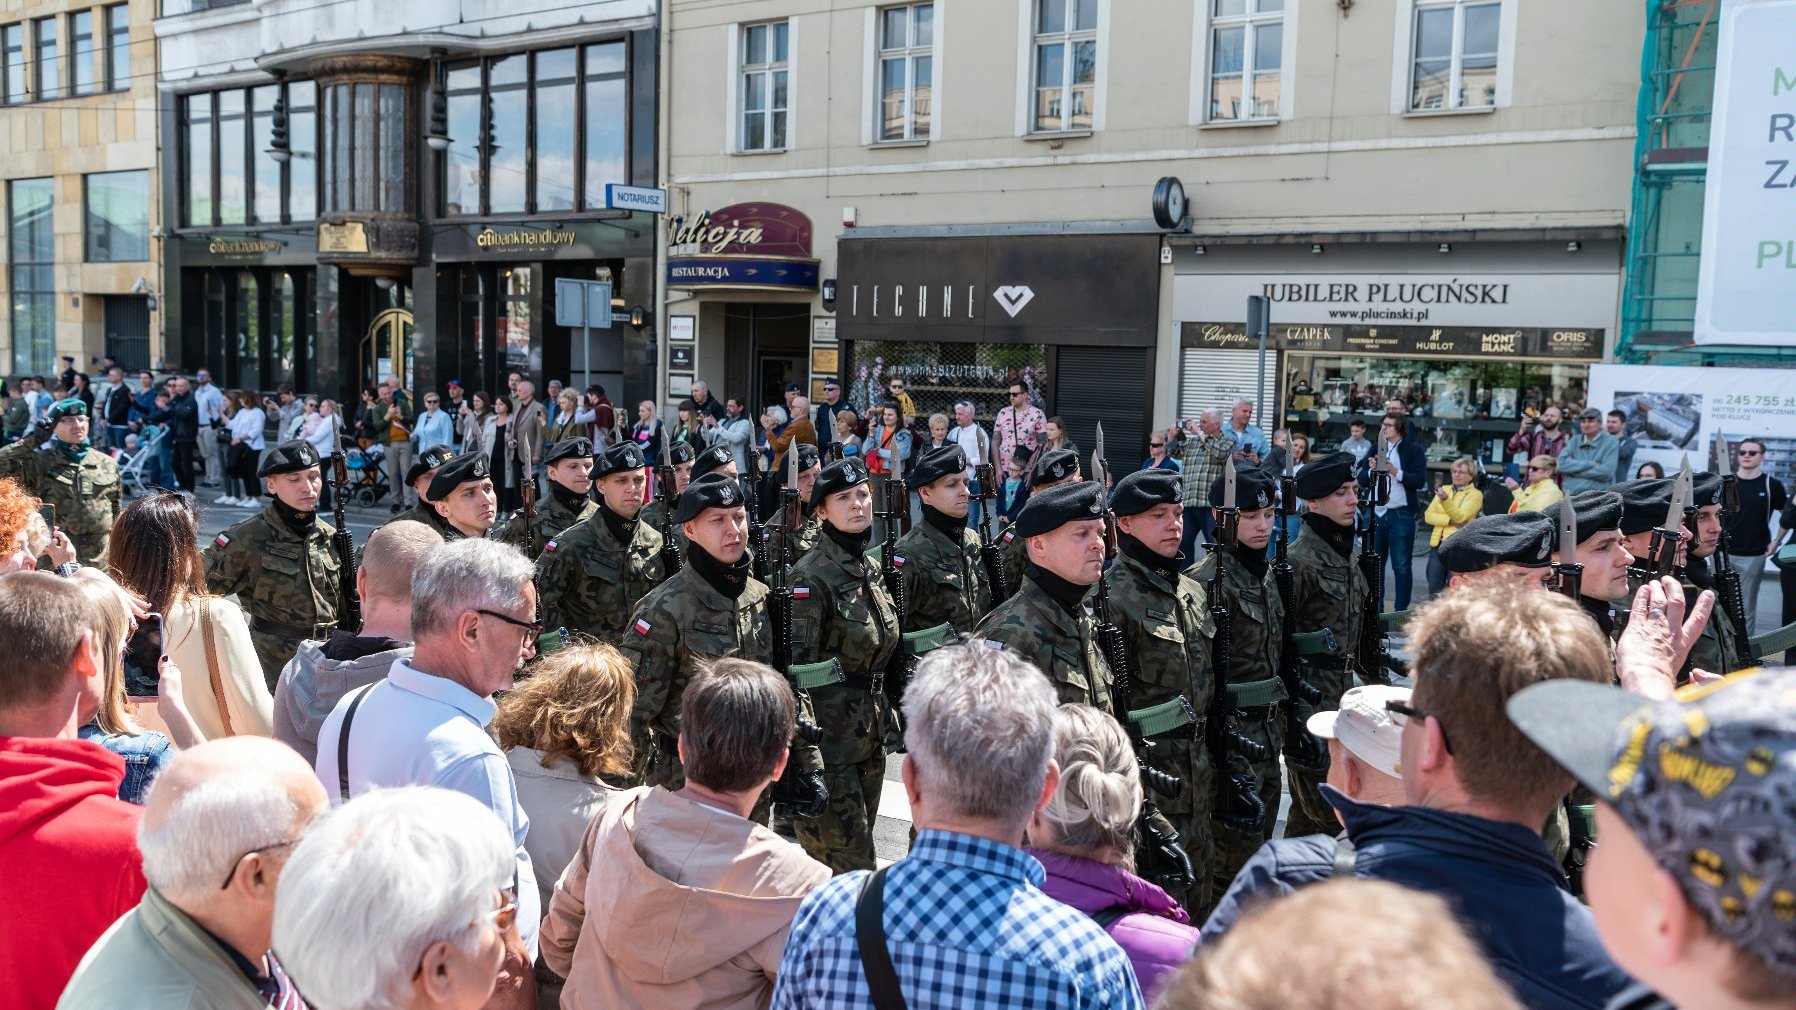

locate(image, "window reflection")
(534, 49), (577, 211)
(488, 54), (528, 214)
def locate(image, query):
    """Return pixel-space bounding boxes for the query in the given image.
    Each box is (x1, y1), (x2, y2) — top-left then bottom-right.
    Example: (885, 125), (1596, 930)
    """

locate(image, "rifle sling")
(1128, 696), (1198, 737)
(1749, 618), (1796, 657)
(1291, 629), (1339, 657)
(788, 658), (845, 692)
(1223, 676), (1287, 708)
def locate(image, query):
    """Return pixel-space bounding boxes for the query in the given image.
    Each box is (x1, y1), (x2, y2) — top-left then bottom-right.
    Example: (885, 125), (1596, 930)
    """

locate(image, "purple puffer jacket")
(1027, 847), (1200, 1000)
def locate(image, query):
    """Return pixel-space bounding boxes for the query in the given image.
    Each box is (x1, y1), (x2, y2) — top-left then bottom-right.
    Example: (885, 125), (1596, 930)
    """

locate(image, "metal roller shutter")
(1054, 346), (1149, 478)
(1178, 348), (1276, 423)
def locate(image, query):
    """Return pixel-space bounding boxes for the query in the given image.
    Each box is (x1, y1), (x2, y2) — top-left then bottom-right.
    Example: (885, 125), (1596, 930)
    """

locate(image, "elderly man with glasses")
(314, 538), (545, 969)
(60, 737), (331, 1010)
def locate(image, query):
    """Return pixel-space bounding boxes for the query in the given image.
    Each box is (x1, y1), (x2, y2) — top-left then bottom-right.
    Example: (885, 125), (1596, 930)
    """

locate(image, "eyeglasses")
(1008, 390), (1026, 398)
(1385, 698), (1452, 754)
(220, 839), (298, 889)
(483, 888), (519, 933)
(1738, 449), (1762, 457)
(476, 608), (544, 639)
(1149, 443), (1165, 448)
(1527, 465), (1547, 472)
(424, 398), (439, 405)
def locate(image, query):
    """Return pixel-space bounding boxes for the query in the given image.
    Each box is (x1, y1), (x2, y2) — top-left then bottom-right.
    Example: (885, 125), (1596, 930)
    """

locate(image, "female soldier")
(788, 456), (900, 872)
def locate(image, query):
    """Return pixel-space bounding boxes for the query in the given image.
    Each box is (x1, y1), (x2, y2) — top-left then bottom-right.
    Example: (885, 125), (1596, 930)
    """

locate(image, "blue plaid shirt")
(770, 830), (1144, 1009)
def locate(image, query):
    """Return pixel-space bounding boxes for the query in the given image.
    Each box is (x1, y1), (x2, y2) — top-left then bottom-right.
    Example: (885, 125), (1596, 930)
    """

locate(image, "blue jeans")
(1372, 504), (1419, 611)
(1179, 505), (1215, 567)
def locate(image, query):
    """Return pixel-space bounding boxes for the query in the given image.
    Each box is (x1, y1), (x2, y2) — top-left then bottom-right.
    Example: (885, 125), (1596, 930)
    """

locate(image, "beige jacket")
(541, 785), (830, 1010)
(134, 595), (273, 741)
(507, 747), (616, 917)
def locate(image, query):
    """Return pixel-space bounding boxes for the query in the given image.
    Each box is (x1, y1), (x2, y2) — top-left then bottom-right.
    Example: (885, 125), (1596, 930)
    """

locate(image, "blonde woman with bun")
(1025, 704), (1199, 1001)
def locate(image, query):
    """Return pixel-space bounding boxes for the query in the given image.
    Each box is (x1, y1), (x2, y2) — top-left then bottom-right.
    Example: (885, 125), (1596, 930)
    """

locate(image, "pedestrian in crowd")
(428, 451), (501, 541)
(689, 378), (728, 425)
(924, 412), (952, 452)
(1605, 409), (1637, 483)
(273, 787), (520, 1010)
(1506, 454), (1564, 512)
(314, 538), (544, 963)
(1725, 437), (1785, 634)
(993, 379), (1048, 477)
(1507, 405), (1567, 466)
(3, 381), (30, 444)
(444, 378), (467, 420)
(833, 408), (861, 456)
(671, 398), (705, 452)
(100, 366), (134, 450)
(998, 455), (1030, 523)
(513, 380), (548, 492)
(1161, 879), (1525, 1010)
(1262, 428), (1290, 476)
(493, 642), (635, 929)
(543, 658), (831, 1010)
(490, 394), (523, 514)
(224, 388), (268, 508)
(1508, 665), (1795, 1010)
(303, 399), (342, 487)
(376, 380), (413, 515)
(771, 643), (1145, 1009)
(813, 377), (851, 449)
(545, 379), (565, 428)
(0, 571), (150, 1009)
(59, 737), (328, 1010)
(69, 371), (96, 412)
(1424, 456), (1486, 596)
(128, 371), (156, 429)
(284, 396), (316, 443)
(768, 396), (817, 472)
(882, 376), (917, 428)
(1635, 460), (1663, 479)
(1367, 413), (1427, 611)
(204, 441), (346, 689)
(1226, 399), (1269, 463)
(1558, 408), (1619, 496)
(1044, 415), (1080, 460)
(409, 390), (455, 498)
(1170, 409), (1236, 557)
(536, 441), (668, 641)
(461, 390), (495, 460)
(1339, 417), (1374, 467)
(350, 386), (379, 444)
(148, 376), (202, 493)
(628, 398), (660, 468)
(272, 384), (303, 440)
(1302, 684), (1411, 812)
(864, 401), (912, 476)
(1204, 585), (1633, 1010)
(1024, 703), (1199, 1002)
(273, 520), (439, 763)
(0, 398), (123, 567)
(715, 395), (754, 473)
(575, 384), (616, 449)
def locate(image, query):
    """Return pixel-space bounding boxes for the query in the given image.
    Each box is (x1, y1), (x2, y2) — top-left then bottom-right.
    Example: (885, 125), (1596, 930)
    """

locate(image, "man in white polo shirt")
(313, 538), (543, 957)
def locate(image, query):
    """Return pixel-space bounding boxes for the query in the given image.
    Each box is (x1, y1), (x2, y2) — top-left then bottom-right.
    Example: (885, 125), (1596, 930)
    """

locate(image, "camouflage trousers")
(68, 530), (111, 571)
(795, 751), (886, 873)
(643, 733), (687, 792)
(248, 628), (306, 693)
(1208, 705), (1286, 915)
(1283, 659), (1352, 839)
(1146, 737), (1214, 914)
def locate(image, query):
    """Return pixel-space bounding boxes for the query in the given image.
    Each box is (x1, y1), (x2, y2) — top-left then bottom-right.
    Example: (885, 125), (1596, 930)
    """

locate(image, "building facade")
(1, 0), (159, 380)
(154, 0), (659, 405)
(664, 0), (1642, 473)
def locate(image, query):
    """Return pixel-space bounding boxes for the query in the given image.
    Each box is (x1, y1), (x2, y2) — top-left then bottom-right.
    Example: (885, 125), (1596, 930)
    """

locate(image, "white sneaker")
(215, 494), (236, 505)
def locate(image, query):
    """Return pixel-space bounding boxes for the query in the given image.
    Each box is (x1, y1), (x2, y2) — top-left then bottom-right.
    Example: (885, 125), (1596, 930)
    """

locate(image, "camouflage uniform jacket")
(791, 532), (902, 765)
(1108, 550), (1216, 814)
(638, 496), (684, 552)
(0, 439), (122, 567)
(1287, 525), (1367, 679)
(535, 512), (667, 641)
(1189, 548), (1286, 690)
(1683, 562), (1745, 675)
(895, 517), (991, 634)
(381, 502), (440, 530)
(994, 525), (1028, 603)
(204, 503), (343, 682)
(975, 573), (1114, 713)
(794, 512), (823, 560)
(496, 492), (595, 561)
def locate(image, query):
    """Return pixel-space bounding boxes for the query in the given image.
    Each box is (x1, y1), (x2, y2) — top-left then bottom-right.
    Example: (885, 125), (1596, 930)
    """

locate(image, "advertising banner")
(1587, 364), (1796, 486)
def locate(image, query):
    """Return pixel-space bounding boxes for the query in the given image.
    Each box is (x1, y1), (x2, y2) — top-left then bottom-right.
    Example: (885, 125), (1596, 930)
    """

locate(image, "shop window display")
(844, 340), (1049, 428)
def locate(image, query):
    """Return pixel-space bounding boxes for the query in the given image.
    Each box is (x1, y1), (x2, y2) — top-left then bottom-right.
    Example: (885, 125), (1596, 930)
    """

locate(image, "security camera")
(130, 277), (148, 295)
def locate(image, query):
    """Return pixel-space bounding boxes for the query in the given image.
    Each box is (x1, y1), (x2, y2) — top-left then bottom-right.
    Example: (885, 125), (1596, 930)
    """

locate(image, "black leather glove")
(773, 770), (830, 820)
(1138, 818), (1196, 894)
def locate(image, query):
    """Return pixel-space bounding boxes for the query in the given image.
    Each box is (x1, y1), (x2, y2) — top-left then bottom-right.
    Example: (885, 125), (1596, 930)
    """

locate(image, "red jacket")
(0, 736), (148, 1009)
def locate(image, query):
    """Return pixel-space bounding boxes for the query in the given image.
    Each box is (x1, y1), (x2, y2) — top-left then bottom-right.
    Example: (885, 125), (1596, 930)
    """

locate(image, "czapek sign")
(664, 202), (819, 290)
(1177, 270), (1619, 332)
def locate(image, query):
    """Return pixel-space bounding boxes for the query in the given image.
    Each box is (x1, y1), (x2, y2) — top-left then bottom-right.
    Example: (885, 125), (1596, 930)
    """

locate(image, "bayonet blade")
(1094, 421), (1107, 482)
(1713, 429), (1729, 476)
(1681, 454), (1696, 514)
(1665, 457), (1691, 531)
(1561, 489), (1578, 568)
(1223, 454), (1237, 510)
(786, 439), (798, 491)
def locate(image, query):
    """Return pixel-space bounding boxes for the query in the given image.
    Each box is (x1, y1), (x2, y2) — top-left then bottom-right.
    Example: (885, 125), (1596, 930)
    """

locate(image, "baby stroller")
(343, 442), (390, 507)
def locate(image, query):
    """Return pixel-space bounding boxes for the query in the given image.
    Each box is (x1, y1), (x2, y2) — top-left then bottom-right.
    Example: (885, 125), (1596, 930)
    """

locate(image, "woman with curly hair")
(0, 477), (74, 574)
(493, 641), (636, 916)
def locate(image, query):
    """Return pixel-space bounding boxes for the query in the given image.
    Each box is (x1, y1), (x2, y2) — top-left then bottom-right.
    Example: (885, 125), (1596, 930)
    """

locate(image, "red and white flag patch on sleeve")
(633, 618), (652, 635)
(793, 587), (811, 600)
(214, 533), (232, 548)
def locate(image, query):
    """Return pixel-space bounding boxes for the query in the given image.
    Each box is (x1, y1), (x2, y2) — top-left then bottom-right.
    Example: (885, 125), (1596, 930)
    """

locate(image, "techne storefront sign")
(665, 202), (819, 291)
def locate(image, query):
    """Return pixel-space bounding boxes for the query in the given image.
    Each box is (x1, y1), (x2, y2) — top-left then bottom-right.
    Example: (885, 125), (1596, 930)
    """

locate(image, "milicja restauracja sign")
(665, 203), (820, 291)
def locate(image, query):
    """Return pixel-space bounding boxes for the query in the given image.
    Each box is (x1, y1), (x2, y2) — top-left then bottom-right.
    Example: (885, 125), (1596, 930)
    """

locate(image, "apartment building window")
(182, 81), (319, 228)
(85, 170), (150, 262)
(1208, 0), (1282, 122)
(104, 4), (128, 91)
(1410, 0), (1499, 111)
(1032, 0), (1096, 132)
(71, 10), (96, 96)
(2, 25), (24, 105)
(739, 21), (789, 152)
(10, 178), (56, 375)
(34, 17), (59, 101)
(877, 4), (933, 142)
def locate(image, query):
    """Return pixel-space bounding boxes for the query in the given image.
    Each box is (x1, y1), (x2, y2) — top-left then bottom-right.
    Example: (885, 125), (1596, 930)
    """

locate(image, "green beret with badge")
(906, 444), (966, 490)
(406, 444), (456, 487)
(794, 442), (820, 471)
(1208, 467), (1276, 511)
(671, 470), (745, 523)
(544, 437), (594, 467)
(593, 441), (645, 479)
(1614, 477), (1677, 535)
(692, 443), (736, 480)
(666, 440), (697, 466)
(1435, 511), (1556, 574)
(1294, 451), (1356, 500)
(1545, 490), (1622, 547)
(46, 398), (89, 422)
(426, 451), (490, 502)
(811, 457), (870, 504)
(257, 439), (322, 478)
(1030, 448), (1079, 486)
(1111, 468), (1182, 517)
(1014, 480), (1106, 538)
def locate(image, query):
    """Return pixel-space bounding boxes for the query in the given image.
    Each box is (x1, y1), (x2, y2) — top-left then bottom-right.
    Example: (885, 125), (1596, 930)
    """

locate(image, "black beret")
(666, 440), (697, 466)
(692, 443), (737, 480)
(672, 471), (746, 524)
(46, 397), (88, 422)
(1015, 480), (1107, 538)
(426, 451), (490, 501)
(1111, 469), (1181, 517)
(907, 444), (966, 490)
(1615, 478), (1677, 535)
(1545, 490), (1622, 547)
(1031, 448), (1080, 487)
(257, 439), (322, 478)
(1207, 467), (1277, 511)
(1295, 452), (1357, 500)
(783, 381), (801, 393)
(1691, 471), (1721, 509)
(406, 444), (457, 487)
(795, 442), (820, 471)
(543, 437), (593, 466)
(812, 457), (870, 504)
(1436, 512), (1557, 574)
(592, 441), (645, 479)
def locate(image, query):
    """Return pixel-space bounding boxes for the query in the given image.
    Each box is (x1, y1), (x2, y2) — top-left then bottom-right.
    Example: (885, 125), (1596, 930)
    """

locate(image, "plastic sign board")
(554, 279), (613, 330)
(604, 184), (668, 215)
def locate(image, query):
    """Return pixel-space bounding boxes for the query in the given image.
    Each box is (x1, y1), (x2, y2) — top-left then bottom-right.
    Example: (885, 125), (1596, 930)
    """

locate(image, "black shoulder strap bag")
(335, 684), (376, 802)
(855, 866), (909, 1010)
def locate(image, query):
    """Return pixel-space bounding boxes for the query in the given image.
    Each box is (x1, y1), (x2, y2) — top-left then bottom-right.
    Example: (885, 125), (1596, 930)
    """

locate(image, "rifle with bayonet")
(330, 421), (362, 633)
(767, 447), (828, 815)
(1710, 431), (1755, 664)
(971, 434), (1010, 602)
(1207, 455), (1271, 834)
(1635, 460), (1691, 582)
(654, 427), (683, 574)
(1554, 489), (1584, 601)
(1091, 426), (1195, 893)
(744, 440), (769, 582)
(878, 445), (913, 713)
(518, 423), (538, 556)
(1273, 453), (1328, 771)
(1357, 439), (1394, 683)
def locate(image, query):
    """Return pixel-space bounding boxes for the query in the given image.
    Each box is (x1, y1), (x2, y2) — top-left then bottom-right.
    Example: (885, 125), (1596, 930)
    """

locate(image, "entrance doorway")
(723, 302), (810, 414)
(361, 307), (416, 393)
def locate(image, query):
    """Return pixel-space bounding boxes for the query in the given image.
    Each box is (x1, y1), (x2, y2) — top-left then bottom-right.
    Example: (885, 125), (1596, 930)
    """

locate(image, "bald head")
(359, 520), (443, 604)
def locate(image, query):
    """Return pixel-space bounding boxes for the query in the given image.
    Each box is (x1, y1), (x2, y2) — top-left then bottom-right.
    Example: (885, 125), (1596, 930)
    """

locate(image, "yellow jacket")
(1510, 478), (1564, 514)
(1423, 485), (1484, 547)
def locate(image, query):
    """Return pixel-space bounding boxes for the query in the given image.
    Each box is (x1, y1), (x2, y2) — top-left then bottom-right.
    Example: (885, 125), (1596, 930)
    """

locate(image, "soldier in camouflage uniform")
(975, 480), (1114, 713)
(381, 444), (455, 530)
(621, 471), (826, 807)
(791, 443), (824, 560)
(993, 447), (1081, 605)
(1684, 472), (1746, 675)
(689, 442), (765, 569)
(638, 438), (695, 554)
(1107, 467), (1217, 909)
(1283, 451), (1369, 838)
(0, 399), (121, 567)
(789, 457), (901, 872)
(204, 441), (343, 689)
(1545, 491), (1632, 641)
(535, 441), (666, 642)
(496, 436), (596, 560)
(895, 444), (991, 633)
(1189, 467), (1288, 901)
(1613, 477), (1699, 656)
(423, 451), (500, 541)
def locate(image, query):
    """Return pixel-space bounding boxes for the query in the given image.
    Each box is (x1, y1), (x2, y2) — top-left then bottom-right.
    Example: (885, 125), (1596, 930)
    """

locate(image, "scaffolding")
(1619, 0), (1796, 366)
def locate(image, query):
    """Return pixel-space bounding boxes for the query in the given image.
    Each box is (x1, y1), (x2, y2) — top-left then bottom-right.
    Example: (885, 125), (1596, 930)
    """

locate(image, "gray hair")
(138, 767), (301, 905)
(274, 787), (515, 1010)
(764, 404), (789, 425)
(517, 380), (535, 396)
(903, 643), (1058, 827)
(1199, 408), (1222, 425)
(1033, 705), (1141, 864)
(410, 539), (534, 639)
(954, 400), (976, 413)
(680, 657), (796, 792)
(1233, 398), (1255, 411)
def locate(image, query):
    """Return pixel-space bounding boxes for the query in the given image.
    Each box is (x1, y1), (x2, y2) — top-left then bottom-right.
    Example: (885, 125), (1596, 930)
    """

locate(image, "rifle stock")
(1356, 451), (1393, 683)
(972, 462), (1010, 600)
(330, 429), (361, 633)
(1275, 471), (1327, 771)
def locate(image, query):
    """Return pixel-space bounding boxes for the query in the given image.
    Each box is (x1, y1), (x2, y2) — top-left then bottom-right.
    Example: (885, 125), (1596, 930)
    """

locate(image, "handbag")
(226, 442), (249, 469)
(198, 597), (233, 736)
(1774, 544), (1796, 571)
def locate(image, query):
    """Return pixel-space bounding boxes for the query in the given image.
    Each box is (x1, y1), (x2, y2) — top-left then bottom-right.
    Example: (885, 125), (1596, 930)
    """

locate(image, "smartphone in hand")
(37, 503), (54, 534)
(123, 613), (165, 701)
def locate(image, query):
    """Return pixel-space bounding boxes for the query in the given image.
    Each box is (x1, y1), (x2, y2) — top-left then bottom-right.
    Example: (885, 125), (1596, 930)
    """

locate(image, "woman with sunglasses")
(1505, 454), (1563, 513)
